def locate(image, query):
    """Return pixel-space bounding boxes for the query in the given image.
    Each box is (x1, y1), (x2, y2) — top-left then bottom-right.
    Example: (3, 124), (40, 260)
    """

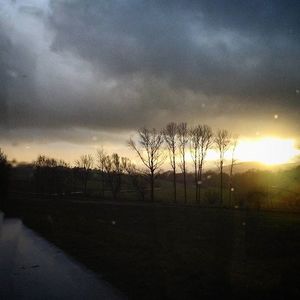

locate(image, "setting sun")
(234, 137), (300, 165)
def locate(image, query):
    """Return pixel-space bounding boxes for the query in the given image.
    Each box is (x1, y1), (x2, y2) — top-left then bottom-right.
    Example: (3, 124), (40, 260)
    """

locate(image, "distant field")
(4, 198), (300, 299)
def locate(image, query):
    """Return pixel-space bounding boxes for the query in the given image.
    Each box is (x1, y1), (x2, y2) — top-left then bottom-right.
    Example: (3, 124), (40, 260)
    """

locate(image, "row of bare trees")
(76, 151), (147, 200)
(9, 143), (299, 210)
(129, 124), (238, 204)
(32, 150), (146, 200)
(30, 123), (237, 204)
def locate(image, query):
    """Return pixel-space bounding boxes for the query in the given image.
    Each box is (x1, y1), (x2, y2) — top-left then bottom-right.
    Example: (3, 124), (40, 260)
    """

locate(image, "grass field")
(4, 197), (300, 299)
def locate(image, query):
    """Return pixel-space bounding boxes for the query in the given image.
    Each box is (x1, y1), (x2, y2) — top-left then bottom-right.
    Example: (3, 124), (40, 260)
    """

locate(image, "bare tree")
(121, 156), (131, 173)
(163, 122), (178, 203)
(214, 130), (231, 205)
(189, 125), (214, 204)
(128, 127), (165, 202)
(96, 147), (107, 198)
(189, 126), (201, 203)
(123, 159), (148, 201)
(75, 154), (94, 196)
(34, 155), (70, 195)
(229, 135), (238, 207)
(177, 122), (189, 204)
(197, 125), (213, 204)
(103, 153), (123, 200)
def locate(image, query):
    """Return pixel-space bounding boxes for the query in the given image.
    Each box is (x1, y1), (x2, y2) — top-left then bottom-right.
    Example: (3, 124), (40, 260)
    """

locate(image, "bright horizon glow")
(234, 137), (300, 165)
(3, 136), (300, 167)
(203, 137), (300, 166)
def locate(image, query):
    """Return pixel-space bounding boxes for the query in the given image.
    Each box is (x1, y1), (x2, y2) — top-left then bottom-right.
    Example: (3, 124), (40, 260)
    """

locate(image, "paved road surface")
(0, 212), (125, 299)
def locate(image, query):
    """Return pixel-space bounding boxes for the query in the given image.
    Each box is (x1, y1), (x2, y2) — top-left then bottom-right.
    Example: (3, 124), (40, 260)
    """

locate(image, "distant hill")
(159, 162), (299, 181)
(222, 161), (299, 174)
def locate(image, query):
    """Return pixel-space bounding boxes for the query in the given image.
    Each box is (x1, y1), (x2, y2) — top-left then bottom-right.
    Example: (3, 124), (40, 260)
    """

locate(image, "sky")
(1, 0), (300, 165)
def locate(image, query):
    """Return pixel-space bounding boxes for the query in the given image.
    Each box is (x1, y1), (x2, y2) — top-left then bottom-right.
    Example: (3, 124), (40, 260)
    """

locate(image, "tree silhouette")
(197, 125), (213, 204)
(0, 148), (10, 207)
(163, 122), (178, 203)
(189, 126), (202, 203)
(189, 125), (214, 204)
(214, 130), (231, 205)
(229, 135), (238, 207)
(177, 122), (189, 204)
(103, 153), (124, 200)
(96, 147), (107, 198)
(128, 127), (165, 202)
(75, 154), (94, 196)
(34, 155), (69, 195)
(123, 160), (148, 201)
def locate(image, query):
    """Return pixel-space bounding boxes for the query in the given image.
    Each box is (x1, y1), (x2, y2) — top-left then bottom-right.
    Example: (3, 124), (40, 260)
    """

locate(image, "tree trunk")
(171, 150), (177, 203)
(220, 163), (223, 206)
(229, 183), (232, 207)
(196, 153), (204, 204)
(182, 148), (187, 204)
(198, 159), (203, 205)
(173, 167), (177, 204)
(194, 161), (198, 203)
(183, 166), (187, 204)
(229, 162), (234, 207)
(196, 156), (200, 204)
(101, 171), (105, 198)
(150, 170), (154, 202)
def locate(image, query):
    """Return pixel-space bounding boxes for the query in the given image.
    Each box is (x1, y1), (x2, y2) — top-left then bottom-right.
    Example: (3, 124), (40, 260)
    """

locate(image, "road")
(0, 212), (125, 300)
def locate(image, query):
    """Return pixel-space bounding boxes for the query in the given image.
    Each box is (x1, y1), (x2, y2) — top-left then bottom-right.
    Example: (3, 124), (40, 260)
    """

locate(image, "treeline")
(128, 123), (237, 204)
(0, 148), (11, 208)
(31, 152), (148, 201)
(6, 152), (300, 210)
(29, 122), (237, 204)
(2, 122), (300, 210)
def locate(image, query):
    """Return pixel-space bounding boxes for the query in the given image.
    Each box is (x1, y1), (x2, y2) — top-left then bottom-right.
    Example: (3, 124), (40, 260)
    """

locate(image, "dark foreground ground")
(4, 197), (300, 299)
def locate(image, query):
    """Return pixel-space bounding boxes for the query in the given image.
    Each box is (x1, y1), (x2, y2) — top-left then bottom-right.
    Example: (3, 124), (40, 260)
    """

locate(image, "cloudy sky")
(1, 0), (300, 163)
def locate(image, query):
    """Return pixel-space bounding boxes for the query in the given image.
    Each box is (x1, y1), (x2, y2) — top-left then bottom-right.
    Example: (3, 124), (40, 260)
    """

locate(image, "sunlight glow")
(192, 137), (300, 167)
(234, 137), (299, 165)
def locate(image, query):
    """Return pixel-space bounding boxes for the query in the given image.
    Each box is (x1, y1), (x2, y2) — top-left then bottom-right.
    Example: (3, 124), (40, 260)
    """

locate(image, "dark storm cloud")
(1, 0), (300, 142)
(49, 0), (300, 99)
(0, 21), (38, 128)
(0, 29), (10, 124)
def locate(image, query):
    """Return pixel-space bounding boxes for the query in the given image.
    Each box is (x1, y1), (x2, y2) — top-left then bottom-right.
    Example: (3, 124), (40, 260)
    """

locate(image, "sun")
(234, 137), (300, 165)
